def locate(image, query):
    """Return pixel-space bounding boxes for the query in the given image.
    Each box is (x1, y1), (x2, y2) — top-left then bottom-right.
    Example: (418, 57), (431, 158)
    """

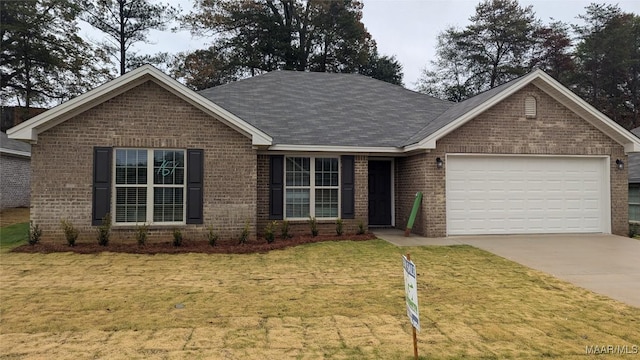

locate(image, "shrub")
(280, 220), (291, 239)
(357, 220), (365, 235)
(60, 219), (78, 246)
(28, 221), (42, 246)
(336, 218), (344, 236)
(172, 229), (183, 247)
(629, 223), (639, 238)
(96, 213), (111, 246)
(309, 216), (318, 237)
(239, 221), (250, 245)
(264, 221), (277, 244)
(207, 226), (218, 247)
(135, 223), (149, 246)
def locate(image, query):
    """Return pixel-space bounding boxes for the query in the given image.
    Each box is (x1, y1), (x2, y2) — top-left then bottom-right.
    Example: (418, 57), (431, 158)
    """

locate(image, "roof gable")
(6, 65), (272, 146)
(405, 70), (640, 153)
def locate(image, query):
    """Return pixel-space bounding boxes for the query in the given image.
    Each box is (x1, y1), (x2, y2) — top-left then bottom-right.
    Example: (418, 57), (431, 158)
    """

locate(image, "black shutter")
(269, 155), (284, 219)
(341, 155), (355, 219)
(92, 147), (112, 226)
(186, 149), (204, 224)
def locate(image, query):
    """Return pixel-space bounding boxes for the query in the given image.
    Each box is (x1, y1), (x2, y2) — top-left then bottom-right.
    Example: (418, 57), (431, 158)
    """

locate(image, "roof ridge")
(200, 70), (454, 103)
(199, 69), (455, 147)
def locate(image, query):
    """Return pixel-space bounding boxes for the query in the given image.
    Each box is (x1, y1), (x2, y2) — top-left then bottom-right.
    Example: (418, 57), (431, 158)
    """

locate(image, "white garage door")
(446, 155), (610, 235)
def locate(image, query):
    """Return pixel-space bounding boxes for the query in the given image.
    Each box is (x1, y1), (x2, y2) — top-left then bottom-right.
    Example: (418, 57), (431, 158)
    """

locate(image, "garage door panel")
(447, 156), (609, 235)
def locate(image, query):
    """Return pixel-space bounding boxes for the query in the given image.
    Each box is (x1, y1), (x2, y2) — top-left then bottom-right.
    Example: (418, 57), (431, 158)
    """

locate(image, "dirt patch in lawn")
(0, 207), (29, 227)
(11, 233), (376, 254)
(3, 241), (639, 359)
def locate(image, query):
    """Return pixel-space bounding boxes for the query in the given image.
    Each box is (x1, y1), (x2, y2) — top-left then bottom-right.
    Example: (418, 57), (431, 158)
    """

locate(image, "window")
(630, 184), (640, 222)
(285, 157), (339, 219)
(114, 149), (185, 224)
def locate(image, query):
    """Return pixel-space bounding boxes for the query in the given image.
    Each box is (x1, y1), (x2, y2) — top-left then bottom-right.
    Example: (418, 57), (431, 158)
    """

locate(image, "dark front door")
(368, 160), (392, 226)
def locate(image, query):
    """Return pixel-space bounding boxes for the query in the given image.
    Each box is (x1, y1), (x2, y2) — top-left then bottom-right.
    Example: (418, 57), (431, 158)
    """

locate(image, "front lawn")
(0, 222), (28, 251)
(1, 240), (638, 359)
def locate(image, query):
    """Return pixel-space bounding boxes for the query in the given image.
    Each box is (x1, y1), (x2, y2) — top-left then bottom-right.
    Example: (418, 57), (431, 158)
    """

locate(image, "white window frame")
(112, 148), (187, 226)
(284, 156), (341, 220)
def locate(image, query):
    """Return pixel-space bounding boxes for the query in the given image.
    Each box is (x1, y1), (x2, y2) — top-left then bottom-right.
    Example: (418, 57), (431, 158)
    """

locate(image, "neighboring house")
(7, 65), (640, 242)
(628, 127), (640, 222)
(1, 106), (48, 132)
(0, 131), (31, 210)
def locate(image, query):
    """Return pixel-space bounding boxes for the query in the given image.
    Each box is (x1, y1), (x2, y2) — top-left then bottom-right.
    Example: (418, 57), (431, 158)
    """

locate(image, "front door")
(368, 160), (392, 226)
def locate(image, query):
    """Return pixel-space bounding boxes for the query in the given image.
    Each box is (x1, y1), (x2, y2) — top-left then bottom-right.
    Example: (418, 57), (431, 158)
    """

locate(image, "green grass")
(1, 240), (639, 359)
(0, 222), (28, 251)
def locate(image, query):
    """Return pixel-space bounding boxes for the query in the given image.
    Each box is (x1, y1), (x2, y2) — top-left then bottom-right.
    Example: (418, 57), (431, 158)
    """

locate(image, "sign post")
(403, 253), (420, 360)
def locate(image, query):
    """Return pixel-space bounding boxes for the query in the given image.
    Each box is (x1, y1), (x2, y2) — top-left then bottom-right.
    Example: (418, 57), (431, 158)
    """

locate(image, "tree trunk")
(23, 36), (31, 110)
(119, 0), (126, 75)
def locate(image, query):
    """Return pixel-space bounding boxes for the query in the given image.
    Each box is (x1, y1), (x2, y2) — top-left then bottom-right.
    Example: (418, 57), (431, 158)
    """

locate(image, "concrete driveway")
(375, 229), (640, 308)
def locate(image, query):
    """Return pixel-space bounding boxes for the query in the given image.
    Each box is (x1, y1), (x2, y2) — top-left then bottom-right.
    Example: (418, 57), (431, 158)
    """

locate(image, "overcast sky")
(84, 0), (640, 90)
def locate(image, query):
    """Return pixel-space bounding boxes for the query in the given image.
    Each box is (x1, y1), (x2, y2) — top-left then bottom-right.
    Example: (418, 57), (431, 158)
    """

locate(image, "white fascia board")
(0, 148), (31, 158)
(145, 68), (272, 146)
(625, 143), (640, 153)
(7, 65), (273, 146)
(531, 72), (640, 153)
(404, 139), (436, 152)
(7, 67), (152, 142)
(407, 69), (640, 153)
(411, 71), (541, 150)
(267, 144), (404, 154)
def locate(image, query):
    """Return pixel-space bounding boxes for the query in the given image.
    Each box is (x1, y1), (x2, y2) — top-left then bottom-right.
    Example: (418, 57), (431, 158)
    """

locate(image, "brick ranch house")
(7, 65), (640, 243)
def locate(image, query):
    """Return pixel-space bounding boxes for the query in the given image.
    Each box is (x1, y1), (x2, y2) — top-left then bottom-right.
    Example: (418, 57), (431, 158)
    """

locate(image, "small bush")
(309, 216), (318, 237)
(96, 213), (111, 246)
(336, 218), (344, 236)
(264, 221), (277, 244)
(60, 219), (78, 247)
(357, 220), (365, 235)
(280, 220), (291, 239)
(172, 229), (183, 247)
(239, 221), (250, 245)
(135, 223), (149, 246)
(28, 221), (42, 246)
(207, 226), (218, 246)
(629, 223), (639, 238)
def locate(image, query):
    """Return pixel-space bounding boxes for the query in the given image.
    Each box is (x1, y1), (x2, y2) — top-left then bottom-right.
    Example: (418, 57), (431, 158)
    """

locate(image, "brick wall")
(256, 154), (368, 237)
(394, 153), (427, 235)
(31, 80), (257, 244)
(420, 84), (628, 237)
(0, 154), (30, 210)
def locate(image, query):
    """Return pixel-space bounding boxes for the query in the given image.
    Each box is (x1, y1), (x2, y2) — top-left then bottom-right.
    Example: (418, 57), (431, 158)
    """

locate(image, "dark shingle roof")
(403, 79), (521, 146)
(629, 127), (640, 183)
(199, 71), (453, 147)
(0, 131), (30, 154)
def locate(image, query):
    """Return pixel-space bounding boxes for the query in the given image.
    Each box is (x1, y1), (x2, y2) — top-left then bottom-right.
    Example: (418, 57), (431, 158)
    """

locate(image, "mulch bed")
(11, 233), (377, 255)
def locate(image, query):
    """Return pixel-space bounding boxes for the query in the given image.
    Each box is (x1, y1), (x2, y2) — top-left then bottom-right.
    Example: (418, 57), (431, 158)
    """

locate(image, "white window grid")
(284, 156), (340, 220)
(112, 148), (186, 226)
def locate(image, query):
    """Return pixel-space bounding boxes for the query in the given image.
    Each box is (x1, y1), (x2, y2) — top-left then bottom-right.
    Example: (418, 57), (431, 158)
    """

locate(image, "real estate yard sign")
(403, 255), (420, 332)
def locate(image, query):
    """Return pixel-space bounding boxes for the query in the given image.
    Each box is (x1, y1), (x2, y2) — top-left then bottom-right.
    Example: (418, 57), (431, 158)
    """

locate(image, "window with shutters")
(284, 156), (339, 219)
(113, 148), (185, 225)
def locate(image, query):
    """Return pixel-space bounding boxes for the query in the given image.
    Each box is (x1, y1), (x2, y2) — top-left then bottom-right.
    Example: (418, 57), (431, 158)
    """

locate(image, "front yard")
(1, 237), (638, 359)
